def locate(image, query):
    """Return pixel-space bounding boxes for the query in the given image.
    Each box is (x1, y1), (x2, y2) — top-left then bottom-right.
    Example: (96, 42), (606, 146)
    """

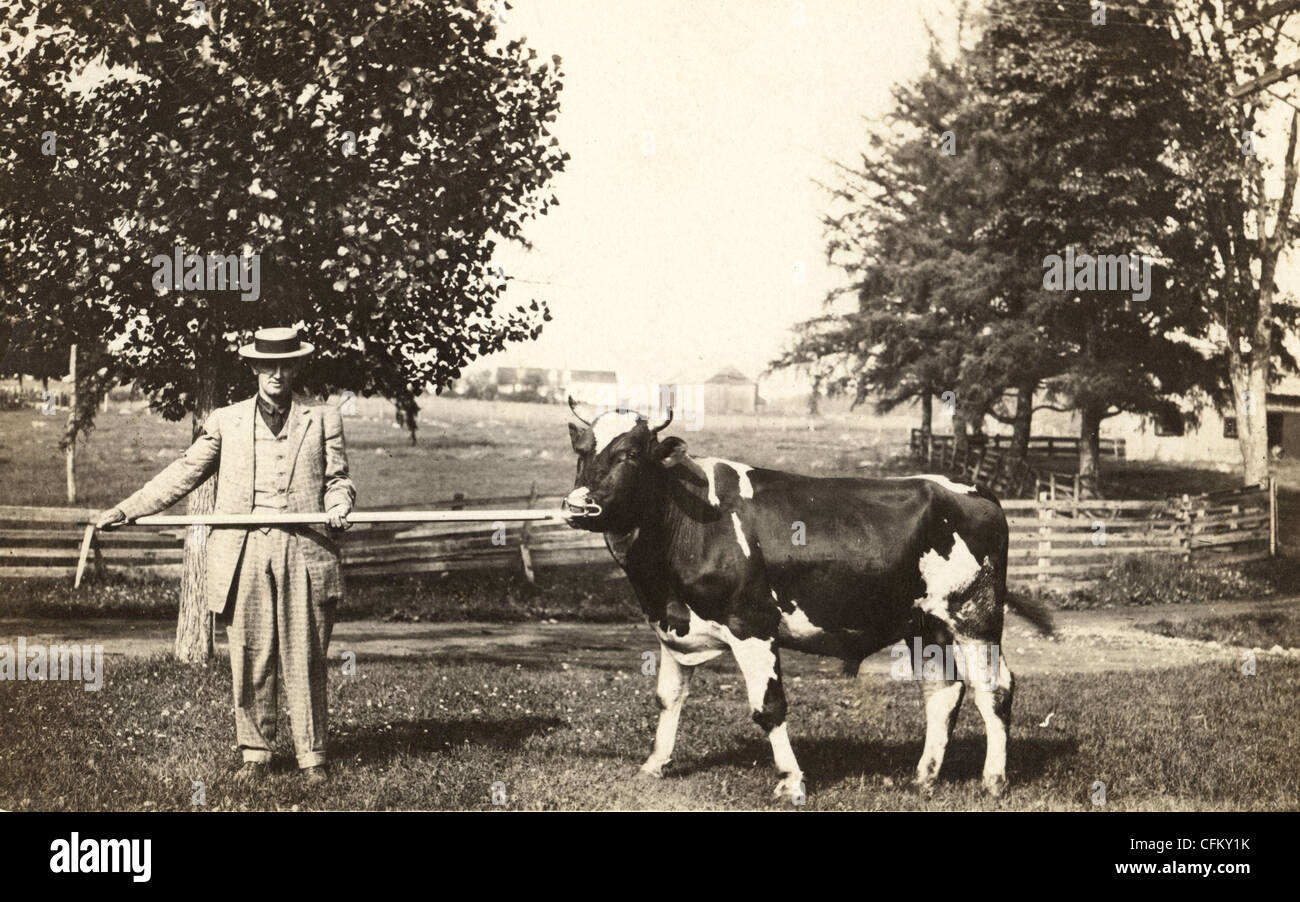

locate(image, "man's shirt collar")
(256, 392), (291, 416)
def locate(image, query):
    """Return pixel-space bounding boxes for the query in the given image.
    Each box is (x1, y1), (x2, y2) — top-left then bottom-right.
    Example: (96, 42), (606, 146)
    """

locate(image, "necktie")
(258, 397), (288, 436)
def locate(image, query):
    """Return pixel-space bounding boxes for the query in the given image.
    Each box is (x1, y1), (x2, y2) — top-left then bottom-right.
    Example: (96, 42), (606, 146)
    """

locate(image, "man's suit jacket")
(117, 396), (356, 614)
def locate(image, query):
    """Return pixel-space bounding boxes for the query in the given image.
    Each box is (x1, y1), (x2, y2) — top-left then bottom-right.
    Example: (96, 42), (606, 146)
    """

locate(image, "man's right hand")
(96, 508), (127, 530)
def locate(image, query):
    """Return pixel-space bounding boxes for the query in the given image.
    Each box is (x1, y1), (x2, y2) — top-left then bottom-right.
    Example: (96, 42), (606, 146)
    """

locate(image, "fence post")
(1178, 493), (1192, 561)
(518, 482), (538, 587)
(1269, 476), (1278, 557)
(452, 492), (465, 511)
(1037, 494), (1053, 584)
(73, 523), (95, 589)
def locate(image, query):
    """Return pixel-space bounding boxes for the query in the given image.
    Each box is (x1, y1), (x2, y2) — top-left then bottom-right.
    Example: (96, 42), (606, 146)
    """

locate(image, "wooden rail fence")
(909, 430), (1126, 500)
(0, 480), (1276, 592)
(909, 430), (1126, 459)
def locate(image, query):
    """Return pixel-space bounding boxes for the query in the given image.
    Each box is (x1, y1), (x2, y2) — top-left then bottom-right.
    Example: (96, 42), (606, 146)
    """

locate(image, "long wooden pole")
(73, 509), (577, 584)
(130, 509), (571, 526)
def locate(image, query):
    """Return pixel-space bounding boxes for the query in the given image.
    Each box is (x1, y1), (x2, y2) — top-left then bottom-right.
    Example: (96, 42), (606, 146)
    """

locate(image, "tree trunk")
(65, 344), (76, 503)
(808, 375), (821, 416)
(1230, 352), (1270, 485)
(952, 406), (970, 459)
(1223, 110), (1297, 485)
(1078, 403), (1103, 483)
(175, 353), (219, 664)
(1009, 378), (1036, 464)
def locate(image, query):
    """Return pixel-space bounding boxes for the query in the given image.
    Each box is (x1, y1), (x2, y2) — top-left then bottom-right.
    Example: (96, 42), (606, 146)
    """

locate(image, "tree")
(461, 368), (497, 400)
(1174, 0), (1300, 483)
(779, 37), (1048, 465)
(968, 0), (1221, 483)
(0, 0), (566, 660)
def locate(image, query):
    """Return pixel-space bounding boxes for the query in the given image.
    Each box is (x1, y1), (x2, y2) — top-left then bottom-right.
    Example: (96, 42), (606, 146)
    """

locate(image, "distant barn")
(662, 365), (759, 416)
(704, 366), (759, 414)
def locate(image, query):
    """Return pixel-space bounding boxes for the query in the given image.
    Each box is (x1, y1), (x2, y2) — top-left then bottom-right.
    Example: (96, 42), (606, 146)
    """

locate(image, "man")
(98, 327), (355, 786)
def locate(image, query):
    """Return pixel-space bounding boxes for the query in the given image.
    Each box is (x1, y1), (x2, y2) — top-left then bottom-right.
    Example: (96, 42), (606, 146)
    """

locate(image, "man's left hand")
(327, 507), (352, 530)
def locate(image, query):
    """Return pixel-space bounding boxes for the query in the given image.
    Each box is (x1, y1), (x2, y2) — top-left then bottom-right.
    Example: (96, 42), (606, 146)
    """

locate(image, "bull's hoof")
(910, 777), (937, 798)
(638, 759), (669, 780)
(774, 773), (806, 805)
(982, 774), (1008, 797)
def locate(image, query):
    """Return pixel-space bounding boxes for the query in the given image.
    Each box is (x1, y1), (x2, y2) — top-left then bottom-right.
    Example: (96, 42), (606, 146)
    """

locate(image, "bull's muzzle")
(562, 489), (603, 519)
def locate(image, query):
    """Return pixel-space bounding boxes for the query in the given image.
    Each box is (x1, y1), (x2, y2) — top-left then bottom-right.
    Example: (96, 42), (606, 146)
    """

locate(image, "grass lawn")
(1, 650), (1295, 811)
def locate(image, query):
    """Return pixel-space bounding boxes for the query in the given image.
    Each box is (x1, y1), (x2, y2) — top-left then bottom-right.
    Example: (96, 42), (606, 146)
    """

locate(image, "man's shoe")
(302, 765), (329, 785)
(233, 762), (268, 785)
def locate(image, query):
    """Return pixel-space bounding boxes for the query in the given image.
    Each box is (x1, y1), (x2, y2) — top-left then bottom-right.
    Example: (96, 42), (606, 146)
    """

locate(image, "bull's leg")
(641, 643), (695, 778)
(910, 616), (965, 794)
(727, 635), (804, 802)
(963, 644), (1013, 796)
(913, 677), (965, 794)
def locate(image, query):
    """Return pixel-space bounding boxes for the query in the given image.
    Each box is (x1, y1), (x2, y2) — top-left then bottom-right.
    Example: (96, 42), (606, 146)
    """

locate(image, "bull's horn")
(649, 406), (673, 432)
(568, 395), (593, 426)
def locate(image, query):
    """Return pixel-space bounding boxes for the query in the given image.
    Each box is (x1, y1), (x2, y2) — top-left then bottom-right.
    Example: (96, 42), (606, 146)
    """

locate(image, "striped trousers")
(225, 526), (334, 768)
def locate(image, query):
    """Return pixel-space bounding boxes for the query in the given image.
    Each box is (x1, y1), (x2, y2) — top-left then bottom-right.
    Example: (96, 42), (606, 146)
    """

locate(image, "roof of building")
(706, 366), (754, 385)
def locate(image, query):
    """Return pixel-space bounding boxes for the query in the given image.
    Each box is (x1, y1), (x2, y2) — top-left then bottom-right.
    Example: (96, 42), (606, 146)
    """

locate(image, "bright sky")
(487, 0), (953, 394)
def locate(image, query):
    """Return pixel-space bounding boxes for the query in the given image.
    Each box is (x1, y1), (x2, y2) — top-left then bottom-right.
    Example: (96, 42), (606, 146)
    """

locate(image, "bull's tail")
(1005, 590), (1056, 636)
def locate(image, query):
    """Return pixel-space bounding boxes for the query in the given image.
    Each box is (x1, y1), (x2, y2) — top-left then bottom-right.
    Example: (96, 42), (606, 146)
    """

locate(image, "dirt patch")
(4, 596), (1296, 677)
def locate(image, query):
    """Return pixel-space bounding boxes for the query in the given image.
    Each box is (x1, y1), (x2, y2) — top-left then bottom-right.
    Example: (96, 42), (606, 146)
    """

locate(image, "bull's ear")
(569, 422), (594, 453)
(651, 436), (689, 468)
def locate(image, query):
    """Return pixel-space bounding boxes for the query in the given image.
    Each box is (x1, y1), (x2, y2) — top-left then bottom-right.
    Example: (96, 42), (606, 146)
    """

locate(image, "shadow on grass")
(331, 715), (567, 766)
(662, 733), (1077, 788)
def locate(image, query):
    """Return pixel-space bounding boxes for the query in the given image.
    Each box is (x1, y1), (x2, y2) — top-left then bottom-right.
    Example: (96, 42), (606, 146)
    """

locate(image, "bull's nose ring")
(562, 499), (602, 518)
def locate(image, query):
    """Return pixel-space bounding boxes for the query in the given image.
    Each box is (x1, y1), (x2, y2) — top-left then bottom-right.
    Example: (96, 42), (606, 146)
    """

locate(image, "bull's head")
(564, 396), (681, 532)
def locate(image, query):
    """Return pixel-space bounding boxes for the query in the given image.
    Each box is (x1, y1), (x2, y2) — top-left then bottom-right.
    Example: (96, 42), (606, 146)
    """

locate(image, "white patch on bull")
(728, 461), (756, 498)
(779, 600), (826, 641)
(914, 533), (983, 629)
(653, 608), (729, 666)
(767, 722), (802, 779)
(693, 457), (723, 506)
(694, 457), (756, 506)
(730, 512), (751, 557)
(591, 410), (644, 453)
(896, 474), (979, 495)
(728, 634), (779, 711)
